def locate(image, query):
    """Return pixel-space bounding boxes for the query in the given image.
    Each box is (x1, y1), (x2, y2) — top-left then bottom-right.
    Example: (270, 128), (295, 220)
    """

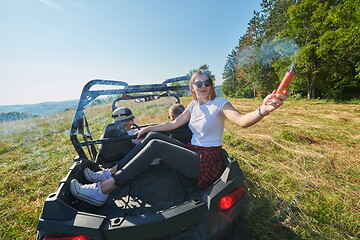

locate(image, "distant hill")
(0, 99), (79, 116)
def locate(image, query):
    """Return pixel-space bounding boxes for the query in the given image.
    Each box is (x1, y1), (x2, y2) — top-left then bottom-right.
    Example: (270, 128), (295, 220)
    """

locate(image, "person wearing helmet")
(111, 107), (140, 145)
(87, 104), (187, 183)
(94, 107), (140, 166)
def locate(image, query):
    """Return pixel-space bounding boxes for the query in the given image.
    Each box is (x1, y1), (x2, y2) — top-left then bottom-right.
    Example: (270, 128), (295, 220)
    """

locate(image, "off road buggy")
(36, 76), (250, 240)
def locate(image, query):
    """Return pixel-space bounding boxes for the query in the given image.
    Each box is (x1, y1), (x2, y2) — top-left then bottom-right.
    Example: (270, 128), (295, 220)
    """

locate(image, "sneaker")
(70, 179), (108, 206)
(84, 168), (112, 183)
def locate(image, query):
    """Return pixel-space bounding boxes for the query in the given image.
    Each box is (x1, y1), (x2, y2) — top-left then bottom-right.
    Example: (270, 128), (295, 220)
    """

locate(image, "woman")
(70, 69), (288, 206)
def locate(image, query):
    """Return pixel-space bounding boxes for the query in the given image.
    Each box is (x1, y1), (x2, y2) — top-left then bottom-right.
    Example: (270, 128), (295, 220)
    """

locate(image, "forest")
(221, 0), (359, 101)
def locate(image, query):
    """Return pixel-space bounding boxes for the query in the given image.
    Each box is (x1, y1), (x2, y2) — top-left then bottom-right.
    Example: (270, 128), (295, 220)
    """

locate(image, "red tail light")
(219, 187), (246, 210)
(43, 233), (88, 240)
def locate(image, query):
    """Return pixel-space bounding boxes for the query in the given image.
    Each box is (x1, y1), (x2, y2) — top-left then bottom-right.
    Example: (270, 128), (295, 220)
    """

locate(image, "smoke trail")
(235, 46), (255, 65)
(235, 38), (299, 66)
(273, 38), (299, 59)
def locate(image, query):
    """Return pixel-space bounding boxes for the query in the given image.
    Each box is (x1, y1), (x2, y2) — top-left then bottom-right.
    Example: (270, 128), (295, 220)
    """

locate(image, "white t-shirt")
(187, 97), (229, 147)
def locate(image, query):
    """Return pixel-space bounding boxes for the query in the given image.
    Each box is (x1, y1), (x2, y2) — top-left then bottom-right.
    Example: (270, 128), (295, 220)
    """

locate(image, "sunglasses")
(192, 79), (211, 88)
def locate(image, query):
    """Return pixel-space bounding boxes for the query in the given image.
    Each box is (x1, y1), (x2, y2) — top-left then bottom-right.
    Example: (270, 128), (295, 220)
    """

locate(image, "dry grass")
(0, 97), (359, 239)
(222, 98), (360, 239)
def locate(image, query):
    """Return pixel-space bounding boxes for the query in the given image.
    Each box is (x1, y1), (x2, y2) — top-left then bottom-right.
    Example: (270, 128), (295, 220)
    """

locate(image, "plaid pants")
(186, 144), (225, 189)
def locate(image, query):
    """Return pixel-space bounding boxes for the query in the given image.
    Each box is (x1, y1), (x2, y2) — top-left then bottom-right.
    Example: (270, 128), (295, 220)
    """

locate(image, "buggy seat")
(95, 122), (135, 164)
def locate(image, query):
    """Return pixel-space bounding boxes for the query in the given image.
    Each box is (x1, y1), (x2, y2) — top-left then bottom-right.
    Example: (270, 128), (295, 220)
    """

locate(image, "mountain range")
(0, 99), (79, 116)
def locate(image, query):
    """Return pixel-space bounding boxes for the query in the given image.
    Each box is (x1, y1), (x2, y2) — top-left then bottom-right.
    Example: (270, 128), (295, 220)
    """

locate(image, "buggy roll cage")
(70, 76), (191, 160)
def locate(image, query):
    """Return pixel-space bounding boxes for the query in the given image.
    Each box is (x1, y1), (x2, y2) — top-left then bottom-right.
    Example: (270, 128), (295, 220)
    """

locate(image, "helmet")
(112, 107), (135, 123)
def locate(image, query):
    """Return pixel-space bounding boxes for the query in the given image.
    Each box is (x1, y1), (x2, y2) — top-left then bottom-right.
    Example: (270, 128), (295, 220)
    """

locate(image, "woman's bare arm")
(223, 92), (288, 128)
(136, 109), (191, 138)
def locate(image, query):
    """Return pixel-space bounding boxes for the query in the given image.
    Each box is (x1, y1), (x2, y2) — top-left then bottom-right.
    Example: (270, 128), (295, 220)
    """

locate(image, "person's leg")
(112, 139), (199, 187)
(71, 137), (199, 206)
(115, 132), (185, 170)
(84, 132), (183, 183)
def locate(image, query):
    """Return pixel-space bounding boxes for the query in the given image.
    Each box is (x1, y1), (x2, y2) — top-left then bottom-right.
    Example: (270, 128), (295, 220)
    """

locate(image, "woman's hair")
(189, 69), (217, 100)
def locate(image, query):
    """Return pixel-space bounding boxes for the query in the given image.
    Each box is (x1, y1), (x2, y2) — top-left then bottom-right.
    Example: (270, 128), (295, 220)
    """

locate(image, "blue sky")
(0, 0), (262, 105)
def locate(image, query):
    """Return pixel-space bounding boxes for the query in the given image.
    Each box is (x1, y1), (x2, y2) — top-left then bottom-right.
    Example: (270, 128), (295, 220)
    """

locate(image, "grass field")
(0, 97), (359, 239)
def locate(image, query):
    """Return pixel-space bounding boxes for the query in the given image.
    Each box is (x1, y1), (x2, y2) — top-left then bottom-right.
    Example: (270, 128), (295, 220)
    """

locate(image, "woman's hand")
(260, 90), (289, 114)
(136, 126), (151, 140)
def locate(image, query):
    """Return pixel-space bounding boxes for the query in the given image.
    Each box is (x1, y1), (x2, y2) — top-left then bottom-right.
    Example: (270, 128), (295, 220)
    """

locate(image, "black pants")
(112, 132), (200, 187)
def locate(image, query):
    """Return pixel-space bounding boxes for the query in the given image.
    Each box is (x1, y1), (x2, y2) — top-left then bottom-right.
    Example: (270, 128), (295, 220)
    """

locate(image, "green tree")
(187, 64), (216, 82)
(223, 0), (359, 100)
(222, 33), (256, 98)
(282, 0), (360, 100)
(222, 11), (266, 98)
(222, 1), (295, 98)
(222, 49), (240, 97)
(282, 0), (332, 98)
(316, 0), (360, 100)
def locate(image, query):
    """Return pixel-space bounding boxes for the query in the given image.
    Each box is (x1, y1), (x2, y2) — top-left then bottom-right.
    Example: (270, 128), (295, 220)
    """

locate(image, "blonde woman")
(71, 69), (288, 206)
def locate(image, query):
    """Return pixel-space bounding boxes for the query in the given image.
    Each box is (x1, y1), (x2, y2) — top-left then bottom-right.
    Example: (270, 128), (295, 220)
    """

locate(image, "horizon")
(0, 98), (78, 107)
(0, 83), (223, 107)
(0, 0), (262, 106)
